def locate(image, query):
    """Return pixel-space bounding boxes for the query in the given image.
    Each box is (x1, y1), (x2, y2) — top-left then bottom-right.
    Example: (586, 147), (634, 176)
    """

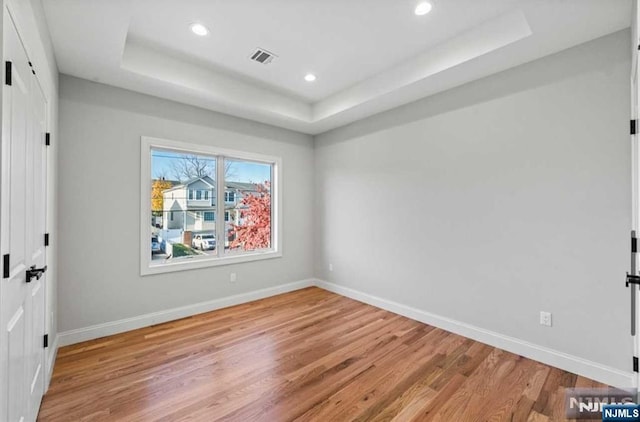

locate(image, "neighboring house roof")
(192, 175), (216, 187)
(163, 185), (185, 193)
(162, 175), (216, 193)
(162, 177), (261, 194)
(226, 181), (259, 192)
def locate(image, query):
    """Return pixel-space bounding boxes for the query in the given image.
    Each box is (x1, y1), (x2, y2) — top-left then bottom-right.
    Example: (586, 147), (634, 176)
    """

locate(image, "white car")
(192, 234), (216, 250)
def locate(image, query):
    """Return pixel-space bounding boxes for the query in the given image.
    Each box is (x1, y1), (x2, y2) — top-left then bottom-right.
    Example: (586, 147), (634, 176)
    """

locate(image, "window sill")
(141, 250), (282, 276)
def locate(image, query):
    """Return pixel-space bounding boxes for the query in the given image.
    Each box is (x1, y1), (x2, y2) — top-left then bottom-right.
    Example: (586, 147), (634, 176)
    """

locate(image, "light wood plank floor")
(39, 287), (607, 421)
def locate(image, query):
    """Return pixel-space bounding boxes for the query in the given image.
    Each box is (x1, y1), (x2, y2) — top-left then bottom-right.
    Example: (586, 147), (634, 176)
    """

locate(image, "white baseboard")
(57, 279), (315, 347)
(315, 279), (635, 389)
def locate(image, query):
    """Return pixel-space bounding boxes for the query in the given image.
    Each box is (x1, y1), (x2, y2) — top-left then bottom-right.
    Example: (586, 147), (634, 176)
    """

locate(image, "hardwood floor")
(39, 287), (607, 421)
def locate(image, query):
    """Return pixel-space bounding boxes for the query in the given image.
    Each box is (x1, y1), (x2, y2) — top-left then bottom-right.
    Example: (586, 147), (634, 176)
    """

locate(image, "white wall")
(57, 75), (314, 334)
(315, 30), (632, 380)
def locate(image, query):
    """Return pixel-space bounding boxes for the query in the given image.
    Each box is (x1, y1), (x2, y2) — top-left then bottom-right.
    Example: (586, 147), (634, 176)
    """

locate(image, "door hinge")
(43, 334), (48, 348)
(632, 119), (638, 136)
(44, 233), (49, 247)
(45, 133), (50, 146)
(5, 61), (11, 86)
(2, 254), (9, 278)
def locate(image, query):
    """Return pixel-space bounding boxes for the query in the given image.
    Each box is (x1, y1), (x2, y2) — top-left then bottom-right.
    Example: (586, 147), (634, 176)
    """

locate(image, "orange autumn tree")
(230, 182), (271, 250)
(151, 179), (174, 216)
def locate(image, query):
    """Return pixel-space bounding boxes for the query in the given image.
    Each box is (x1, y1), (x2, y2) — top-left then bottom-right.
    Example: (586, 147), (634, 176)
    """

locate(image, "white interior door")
(0, 9), (48, 422)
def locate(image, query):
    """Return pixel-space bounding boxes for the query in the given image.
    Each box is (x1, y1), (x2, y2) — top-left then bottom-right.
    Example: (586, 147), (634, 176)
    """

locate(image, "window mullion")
(216, 156), (225, 258)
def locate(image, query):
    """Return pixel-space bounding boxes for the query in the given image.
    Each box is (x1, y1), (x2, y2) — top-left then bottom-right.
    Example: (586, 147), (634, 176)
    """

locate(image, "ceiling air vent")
(250, 48), (277, 65)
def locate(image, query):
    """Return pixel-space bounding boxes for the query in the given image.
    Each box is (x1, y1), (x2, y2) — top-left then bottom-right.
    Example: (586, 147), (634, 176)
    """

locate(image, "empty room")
(0, 0), (638, 421)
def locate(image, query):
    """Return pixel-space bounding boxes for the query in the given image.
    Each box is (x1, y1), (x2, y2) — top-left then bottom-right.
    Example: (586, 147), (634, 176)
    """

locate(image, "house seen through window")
(146, 141), (277, 273)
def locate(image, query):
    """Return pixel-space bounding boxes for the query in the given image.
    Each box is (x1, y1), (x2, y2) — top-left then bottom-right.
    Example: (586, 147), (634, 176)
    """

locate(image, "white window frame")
(140, 136), (282, 275)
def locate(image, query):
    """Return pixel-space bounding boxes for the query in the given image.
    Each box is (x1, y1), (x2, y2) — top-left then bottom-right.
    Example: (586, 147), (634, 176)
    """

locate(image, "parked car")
(192, 234), (216, 250)
(151, 236), (161, 254)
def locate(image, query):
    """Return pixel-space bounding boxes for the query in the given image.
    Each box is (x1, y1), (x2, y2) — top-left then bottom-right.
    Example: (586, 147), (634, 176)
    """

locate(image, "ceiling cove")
(44, 0), (632, 134)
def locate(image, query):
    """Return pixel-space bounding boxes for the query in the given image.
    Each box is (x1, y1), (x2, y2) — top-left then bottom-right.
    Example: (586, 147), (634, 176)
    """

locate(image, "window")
(190, 190), (209, 201)
(142, 136), (280, 275)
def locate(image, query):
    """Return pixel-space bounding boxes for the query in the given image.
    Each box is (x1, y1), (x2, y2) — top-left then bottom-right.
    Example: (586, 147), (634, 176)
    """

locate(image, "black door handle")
(26, 265), (47, 283)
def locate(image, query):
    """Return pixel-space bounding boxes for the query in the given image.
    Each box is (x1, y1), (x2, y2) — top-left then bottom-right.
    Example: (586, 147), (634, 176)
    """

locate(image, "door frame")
(632, 0), (640, 391)
(0, 1), (52, 417)
(4, 0), (54, 390)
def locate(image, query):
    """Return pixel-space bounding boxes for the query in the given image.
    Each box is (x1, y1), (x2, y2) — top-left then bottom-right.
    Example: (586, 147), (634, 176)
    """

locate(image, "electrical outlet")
(539, 311), (552, 327)
(230, 273), (237, 283)
(329, 263), (333, 272)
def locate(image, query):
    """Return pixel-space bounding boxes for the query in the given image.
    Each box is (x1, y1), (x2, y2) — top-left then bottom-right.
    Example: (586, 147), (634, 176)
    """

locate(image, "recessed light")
(414, 2), (432, 16)
(190, 23), (209, 36)
(304, 73), (317, 82)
